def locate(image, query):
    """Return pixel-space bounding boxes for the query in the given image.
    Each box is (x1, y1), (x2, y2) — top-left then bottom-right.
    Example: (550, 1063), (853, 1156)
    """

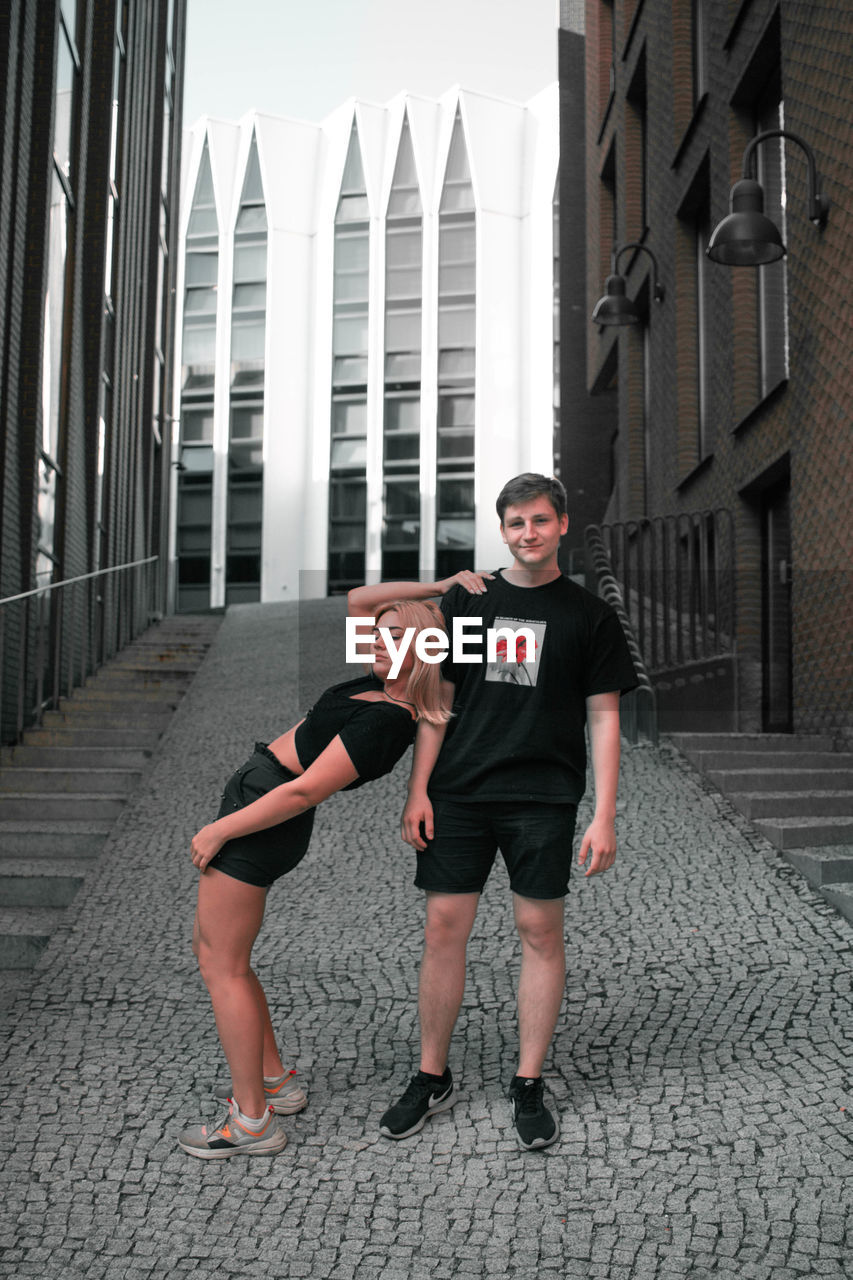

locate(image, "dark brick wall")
(0, 0), (186, 743)
(579, 0), (852, 736)
(559, 23), (619, 561)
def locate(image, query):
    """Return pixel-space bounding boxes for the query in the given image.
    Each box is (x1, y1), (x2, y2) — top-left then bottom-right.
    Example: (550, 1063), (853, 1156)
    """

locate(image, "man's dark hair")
(496, 473), (568, 524)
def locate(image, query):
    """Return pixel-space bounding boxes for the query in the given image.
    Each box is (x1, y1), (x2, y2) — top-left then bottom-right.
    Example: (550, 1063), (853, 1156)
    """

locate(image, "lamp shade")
(706, 178), (786, 265)
(591, 274), (642, 326)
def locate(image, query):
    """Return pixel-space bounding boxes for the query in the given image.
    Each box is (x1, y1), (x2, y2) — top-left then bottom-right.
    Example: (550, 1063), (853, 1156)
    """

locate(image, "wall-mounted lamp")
(592, 242), (665, 326)
(707, 129), (829, 266)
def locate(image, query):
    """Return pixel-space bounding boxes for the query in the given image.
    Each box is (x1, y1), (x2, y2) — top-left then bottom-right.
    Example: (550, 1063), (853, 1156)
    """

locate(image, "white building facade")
(170, 86), (559, 609)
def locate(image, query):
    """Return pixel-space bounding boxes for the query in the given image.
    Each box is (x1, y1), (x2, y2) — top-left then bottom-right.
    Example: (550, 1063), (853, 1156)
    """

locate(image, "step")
(42, 707), (172, 729)
(23, 726), (163, 750)
(670, 732), (835, 754)
(62, 687), (183, 706)
(0, 822), (110, 857)
(88, 670), (193, 688)
(754, 816), (853, 850)
(0, 857), (92, 907)
(782, 845), (853, 888)
(726, 790), (853, 820)
(0, 767), (141, 795)
(689, 750), (849, 772)
(0, 793), (126, 822)
(0, 907), (66, 968)
(818, 883), (853, 926)
(706, 767), (853, 792)
(0, 745), (152, 769)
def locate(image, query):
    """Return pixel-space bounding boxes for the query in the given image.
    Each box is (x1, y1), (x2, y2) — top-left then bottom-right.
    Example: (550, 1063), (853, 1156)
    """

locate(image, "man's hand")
(436, 570), (494, 596)
(191, 822), (225, 873)
(402, 791), (434, 851)
(577, 814), (617, 877)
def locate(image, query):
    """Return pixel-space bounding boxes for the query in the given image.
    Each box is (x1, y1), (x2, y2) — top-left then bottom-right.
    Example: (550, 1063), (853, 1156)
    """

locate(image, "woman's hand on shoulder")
(436, 570), (494, 596)
(191, 822), (225, 873)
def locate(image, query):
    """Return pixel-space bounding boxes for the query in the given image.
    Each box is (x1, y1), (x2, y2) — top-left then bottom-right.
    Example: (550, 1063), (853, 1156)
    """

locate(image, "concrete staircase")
(670, 733), (853, 924)
(0, 615), (220, 972)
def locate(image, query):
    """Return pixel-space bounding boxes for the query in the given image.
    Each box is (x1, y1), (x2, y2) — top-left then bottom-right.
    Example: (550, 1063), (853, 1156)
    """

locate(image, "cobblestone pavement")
(1, 599), (851, 1280)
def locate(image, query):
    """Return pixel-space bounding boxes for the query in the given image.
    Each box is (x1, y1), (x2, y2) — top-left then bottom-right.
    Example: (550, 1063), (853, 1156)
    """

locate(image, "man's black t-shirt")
(430, 570), (638, 805)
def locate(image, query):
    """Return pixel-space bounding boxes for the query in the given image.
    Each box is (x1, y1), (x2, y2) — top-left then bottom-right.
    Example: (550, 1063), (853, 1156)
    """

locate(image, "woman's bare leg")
(193, 868), (270, 1117)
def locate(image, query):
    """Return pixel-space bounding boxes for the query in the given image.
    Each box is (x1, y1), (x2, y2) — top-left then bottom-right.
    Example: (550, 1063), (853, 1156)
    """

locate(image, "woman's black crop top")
(293, 674), (416, 790)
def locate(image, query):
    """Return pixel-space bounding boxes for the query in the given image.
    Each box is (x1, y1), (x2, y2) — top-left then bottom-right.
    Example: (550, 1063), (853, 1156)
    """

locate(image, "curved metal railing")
(583, 524), (658, 745)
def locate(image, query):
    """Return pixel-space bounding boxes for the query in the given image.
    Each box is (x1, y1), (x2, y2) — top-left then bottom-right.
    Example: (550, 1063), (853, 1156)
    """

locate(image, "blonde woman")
(179, 598), (452, 1158)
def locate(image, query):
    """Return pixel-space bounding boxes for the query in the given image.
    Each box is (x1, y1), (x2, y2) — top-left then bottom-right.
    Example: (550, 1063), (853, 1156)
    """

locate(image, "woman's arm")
(191, 736), (359, 872)
(347, 570), (492, 618)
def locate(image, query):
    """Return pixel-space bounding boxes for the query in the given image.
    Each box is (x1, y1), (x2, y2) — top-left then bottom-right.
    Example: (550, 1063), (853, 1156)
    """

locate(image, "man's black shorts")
(207, 743), (316, 889)
(414, 797), (577, 899)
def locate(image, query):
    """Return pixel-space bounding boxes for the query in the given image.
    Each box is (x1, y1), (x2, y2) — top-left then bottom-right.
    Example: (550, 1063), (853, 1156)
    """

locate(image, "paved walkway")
(1, 599), (851, 1280)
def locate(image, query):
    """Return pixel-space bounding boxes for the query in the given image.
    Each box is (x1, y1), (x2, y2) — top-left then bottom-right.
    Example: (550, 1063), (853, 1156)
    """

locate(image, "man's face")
(500, 496), (568, 568)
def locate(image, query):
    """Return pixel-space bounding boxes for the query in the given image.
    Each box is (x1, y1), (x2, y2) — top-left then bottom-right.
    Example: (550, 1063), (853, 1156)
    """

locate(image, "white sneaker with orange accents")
(178, 1100), (287, 1159)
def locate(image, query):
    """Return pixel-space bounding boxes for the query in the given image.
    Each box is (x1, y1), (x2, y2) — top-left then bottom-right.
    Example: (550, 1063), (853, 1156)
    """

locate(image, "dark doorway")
(761, 478), (792, 731)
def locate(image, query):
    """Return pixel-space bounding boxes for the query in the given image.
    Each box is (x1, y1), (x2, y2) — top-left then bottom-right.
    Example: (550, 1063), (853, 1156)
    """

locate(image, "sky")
(182, 0), (558, 126)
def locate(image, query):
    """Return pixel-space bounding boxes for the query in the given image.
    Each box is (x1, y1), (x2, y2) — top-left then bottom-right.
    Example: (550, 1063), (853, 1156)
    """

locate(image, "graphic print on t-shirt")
(484, 616), (547, 687)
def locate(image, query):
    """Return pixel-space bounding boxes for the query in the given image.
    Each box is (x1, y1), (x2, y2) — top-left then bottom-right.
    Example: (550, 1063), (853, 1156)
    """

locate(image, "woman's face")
(372, 609), (415, 681)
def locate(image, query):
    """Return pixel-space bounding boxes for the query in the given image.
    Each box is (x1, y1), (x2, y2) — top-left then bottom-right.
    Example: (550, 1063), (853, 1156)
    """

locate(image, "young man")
(349, 474), (637, 1150)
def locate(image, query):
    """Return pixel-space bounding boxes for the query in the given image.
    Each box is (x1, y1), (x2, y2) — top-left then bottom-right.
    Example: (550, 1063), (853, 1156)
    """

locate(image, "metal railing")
(590, 510), (736, 673)
(0, 556), (159, 746)
(583, 524), (658, 745)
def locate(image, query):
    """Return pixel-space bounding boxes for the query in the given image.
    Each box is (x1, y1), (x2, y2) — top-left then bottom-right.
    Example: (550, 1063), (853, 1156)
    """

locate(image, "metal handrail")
(0, 556), (157, 607)
(593, 510), (736, 673)
(583, 524), (658, 746)
(0, 556), (160, 747)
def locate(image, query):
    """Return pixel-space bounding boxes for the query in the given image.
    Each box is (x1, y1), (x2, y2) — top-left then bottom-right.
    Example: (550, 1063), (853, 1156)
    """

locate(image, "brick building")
(571, 0), (852, 738)
(0, 1), (186, 743)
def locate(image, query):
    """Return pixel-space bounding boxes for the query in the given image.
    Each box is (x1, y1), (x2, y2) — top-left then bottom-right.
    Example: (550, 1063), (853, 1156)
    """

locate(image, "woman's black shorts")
(207, 743), (315, 889)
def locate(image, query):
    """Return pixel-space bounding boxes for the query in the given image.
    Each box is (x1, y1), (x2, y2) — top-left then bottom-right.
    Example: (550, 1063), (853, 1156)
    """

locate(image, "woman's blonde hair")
(374, 599), (453, 726)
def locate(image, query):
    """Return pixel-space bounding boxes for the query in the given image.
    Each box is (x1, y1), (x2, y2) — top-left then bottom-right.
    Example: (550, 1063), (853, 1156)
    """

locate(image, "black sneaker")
(508, 1076), (559, 1150)
(379, 1068), (456, 1139)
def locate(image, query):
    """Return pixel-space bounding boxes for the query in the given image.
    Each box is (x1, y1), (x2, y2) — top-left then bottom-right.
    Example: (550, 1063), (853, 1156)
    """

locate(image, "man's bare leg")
(418, 891), (480, 1075)
(512, 894), (566, 1078)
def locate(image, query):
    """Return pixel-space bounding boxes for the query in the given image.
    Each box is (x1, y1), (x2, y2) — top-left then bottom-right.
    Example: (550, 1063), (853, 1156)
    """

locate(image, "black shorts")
(207, 743), (316, 889)
(415, 797), (577, 900)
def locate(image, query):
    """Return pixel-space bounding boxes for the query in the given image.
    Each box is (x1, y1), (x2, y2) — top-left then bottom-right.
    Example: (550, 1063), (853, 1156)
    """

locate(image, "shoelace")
(516, 1081), (544, 1114)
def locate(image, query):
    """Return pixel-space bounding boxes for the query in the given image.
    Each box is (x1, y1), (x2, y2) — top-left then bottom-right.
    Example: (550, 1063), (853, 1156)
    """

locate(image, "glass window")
(186, 251), (218, 285)
(54, 30), (76, 181)
(332, 400), (367, 436)
(439, 395), (474, 429)
(233, 282), (266, 309)
(231, 317), (265, 361)
(336, 234), (370, 273)
(439, 306), (475, 347)
(385, 352), (420, 381)
(330, 481), (366, 520)
(187, 205), (218, 236)
(385, 399), (420, 433)
(333, 356), (368, 385)
(182, 323), (216, 365)
(333, 314), (368, 356)
(436, 518), (475, 548)
(231, 406), (263, 439)
(331, 437), (367, 469)
(384, 434), (419, 464)
(385, 310), (421, 352)
(182, 408), (214, 442)
(438, 478), (474, 515)
(437, 431), (474, 462)
(184, 287), (217, 314)
(234, 243), (267, 282)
